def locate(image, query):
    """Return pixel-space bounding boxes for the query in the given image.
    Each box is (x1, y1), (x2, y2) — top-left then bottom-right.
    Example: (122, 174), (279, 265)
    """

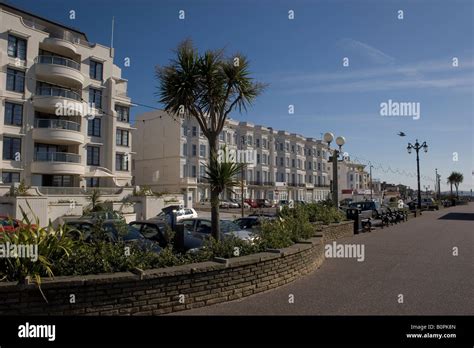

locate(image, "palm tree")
(156, 39), (266, 240)
(447, 171), (464, 198)
(204, 145), (246, 226)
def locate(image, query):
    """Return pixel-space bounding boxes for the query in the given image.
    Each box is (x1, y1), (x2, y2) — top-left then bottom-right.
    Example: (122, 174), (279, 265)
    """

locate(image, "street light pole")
(369, 163), (373, 200)
(407, 139), (428, 211)
(324, 132), (345, 207)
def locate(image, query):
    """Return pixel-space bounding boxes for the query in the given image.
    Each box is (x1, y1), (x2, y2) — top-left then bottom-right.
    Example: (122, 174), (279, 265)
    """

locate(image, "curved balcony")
(31, 152), (84, 175)
(33, 86), (85, 116)
(35, 56), (84, 88)
(42, 37), (77, 56)
(32, 119), (84, 145)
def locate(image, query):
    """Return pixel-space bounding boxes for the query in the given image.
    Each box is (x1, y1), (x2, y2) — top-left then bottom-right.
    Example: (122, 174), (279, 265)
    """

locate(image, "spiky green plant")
(156, 39), (266, 240)
(0, 205), (75, 302)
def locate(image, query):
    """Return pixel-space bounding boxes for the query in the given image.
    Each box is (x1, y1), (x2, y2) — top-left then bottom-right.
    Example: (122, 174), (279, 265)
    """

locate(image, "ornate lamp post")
(324, 132), (345, 207)
(407, 139), (428, 211)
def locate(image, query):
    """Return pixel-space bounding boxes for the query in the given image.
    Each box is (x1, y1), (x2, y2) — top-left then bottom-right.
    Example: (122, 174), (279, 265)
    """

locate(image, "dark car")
(178, 218), (256, 252)
(408, 198), (439, 211)
(65, 220), (162, 254)
(129, 220), (171, 248)
(256, 199), (272, 208)
(348, 201), (386, 219)
(234, 216), (276, 230)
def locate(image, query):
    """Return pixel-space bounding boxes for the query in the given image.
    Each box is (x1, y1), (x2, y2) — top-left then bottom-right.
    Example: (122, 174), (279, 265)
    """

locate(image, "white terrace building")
(0, 2), (133, 192)
(133, 110), (332, 203)
(328, 158), (371, 202)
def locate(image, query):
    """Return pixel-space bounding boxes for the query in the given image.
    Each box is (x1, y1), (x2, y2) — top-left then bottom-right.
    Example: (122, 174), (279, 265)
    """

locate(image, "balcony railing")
(38, 187), (122, 195)
(35, 55), (81, 70)
(34, 152), (81, 163)
(35, 119), (81, 132)
(23, 19), (90, 46)
(36, 86), (81, 101)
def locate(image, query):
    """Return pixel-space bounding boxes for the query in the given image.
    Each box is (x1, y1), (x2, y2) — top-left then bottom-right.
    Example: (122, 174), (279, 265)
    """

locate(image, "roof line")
(0, 1), (89, 41)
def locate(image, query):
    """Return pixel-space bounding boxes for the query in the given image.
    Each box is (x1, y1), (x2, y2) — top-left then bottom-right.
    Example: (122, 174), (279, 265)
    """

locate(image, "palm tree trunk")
(209, 134), (221, 241)
(450, 182), (453, 197)
(455, 184), (459, 199)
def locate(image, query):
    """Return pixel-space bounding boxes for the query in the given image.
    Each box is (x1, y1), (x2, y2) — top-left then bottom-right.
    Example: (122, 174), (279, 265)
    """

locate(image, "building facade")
(328, 157), (371, 202)
(0, 3), (132, 191)
(133, 111), (332, 203)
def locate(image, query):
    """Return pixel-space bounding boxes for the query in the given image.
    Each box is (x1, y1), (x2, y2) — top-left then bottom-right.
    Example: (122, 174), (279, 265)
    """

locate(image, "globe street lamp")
(407, 139), (428, 211)
(324, 132), (345, 207)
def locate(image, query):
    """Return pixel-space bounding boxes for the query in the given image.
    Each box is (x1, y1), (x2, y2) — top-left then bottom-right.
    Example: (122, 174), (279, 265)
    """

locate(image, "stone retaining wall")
(0, 222), (352, 316)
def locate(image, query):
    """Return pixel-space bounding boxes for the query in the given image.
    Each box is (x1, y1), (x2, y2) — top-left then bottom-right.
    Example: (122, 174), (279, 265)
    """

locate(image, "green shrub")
(0, 222), (75, 283)
(304, 202), (345, 224)
(256, 219), (294, 249)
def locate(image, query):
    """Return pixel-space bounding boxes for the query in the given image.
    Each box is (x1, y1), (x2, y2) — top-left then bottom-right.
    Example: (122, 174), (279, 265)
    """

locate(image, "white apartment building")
(328, 158), (370, 201)
(0, 2), (132, 191)
(133, 110), (332, 203)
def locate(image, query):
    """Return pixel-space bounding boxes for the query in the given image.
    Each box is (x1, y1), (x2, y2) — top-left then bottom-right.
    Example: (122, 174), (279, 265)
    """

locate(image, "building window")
(89, 88), (102, 109)
(182, 143), (187, 156)
(88, 118), (101, 137)
(291, 159), (295, 168)
(4, 102), (23, 126)
(2, 171), (20, 184)
(279, 143), (283, 151)
(219, 132), (225, 141)
(6, 68), (25, 92)
(192, 144), (197, 157)
(192, 165), (197, 178)
(116, 105), (129, 122)
(286, 143), (289, 151)
(257, 154), (261, 164)
(291, 145), (295, 153)
(286, 158), (289, 167)
(199, 144), (206, 157)
(192, 126), (197, 137)
(256, 138), (260, 148)
(87, 146), (100, 166)
(199, 165), (205, 179)
(116, 153), (129, 171)
(116, 129), (129, 146)
(89, 60), (103, 81)
(318, 163), (321, 171)
(308, 161), (312, 170)
(2, 137), (21, 160)
(7, 35), (27, 60)
(86, 177), (100, 187)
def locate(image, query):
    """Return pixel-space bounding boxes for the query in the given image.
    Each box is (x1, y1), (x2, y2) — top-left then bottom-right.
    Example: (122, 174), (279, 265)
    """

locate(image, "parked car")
(129, 220), (171, 248)
(65, 219), (162, 254)
(229, 198), (250, 209)
(279, 199), (294, 208)
(234, 215), (277, 230)
(153, 207), (198, 222)
(256, 199), (272, 208)
(79, 210), (124, 222)
(219, 200), (239, 209)
(348, 201), (387, 220)
(408, 198), (439, 211)
(179, 218), (256, 251)
(0, 216), (35, 234)
(244, 199), (258, 208)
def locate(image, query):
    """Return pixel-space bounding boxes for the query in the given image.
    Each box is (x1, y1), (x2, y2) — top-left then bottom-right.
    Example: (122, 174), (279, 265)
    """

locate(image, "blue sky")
(9, 0), (474, 191)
